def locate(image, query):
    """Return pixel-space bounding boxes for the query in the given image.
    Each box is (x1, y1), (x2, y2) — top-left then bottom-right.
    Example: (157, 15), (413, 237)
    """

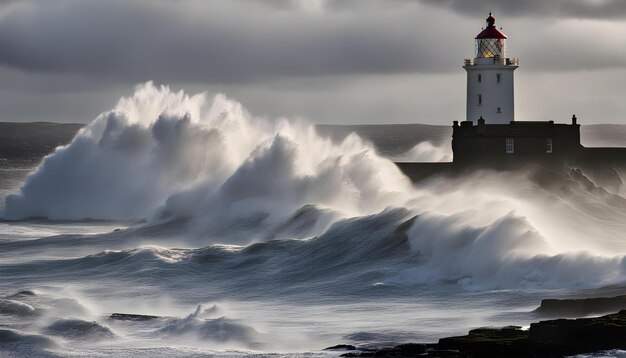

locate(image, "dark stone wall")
(452, 120), (584, 168)
(395, 119), (626, 186)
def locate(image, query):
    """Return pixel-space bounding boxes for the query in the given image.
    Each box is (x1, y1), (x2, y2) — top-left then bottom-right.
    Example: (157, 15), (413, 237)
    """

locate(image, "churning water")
(1, 83), (626, 357)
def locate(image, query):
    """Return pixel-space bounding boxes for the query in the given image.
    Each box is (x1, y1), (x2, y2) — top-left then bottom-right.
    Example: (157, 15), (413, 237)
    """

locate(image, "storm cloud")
(0, 0), (447, 83)
(0, 0), (625, 124)
(418, 0), (626, 19)
(255, 0), (626, 19)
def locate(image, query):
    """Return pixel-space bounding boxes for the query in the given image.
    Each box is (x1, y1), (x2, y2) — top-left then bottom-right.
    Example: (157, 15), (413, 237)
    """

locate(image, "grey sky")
(0, 0), (625, 124)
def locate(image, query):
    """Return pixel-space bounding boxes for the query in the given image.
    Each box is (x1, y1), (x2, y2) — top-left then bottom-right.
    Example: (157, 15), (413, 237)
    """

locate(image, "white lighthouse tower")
(464, 13), (518, 124)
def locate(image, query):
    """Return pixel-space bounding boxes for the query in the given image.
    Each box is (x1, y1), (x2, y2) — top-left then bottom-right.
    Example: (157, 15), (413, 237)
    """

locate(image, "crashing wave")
(2, 83), (626, 292)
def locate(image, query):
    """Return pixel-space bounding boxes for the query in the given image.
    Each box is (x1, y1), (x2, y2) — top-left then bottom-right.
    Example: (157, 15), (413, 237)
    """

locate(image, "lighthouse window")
(478, 74), (482, 83)
(506, 138), (514, 153)
(497, 73), (502, 83)
(546, 138), (553, 153)
(497, 107), (502, 113)
(478, 94), (482, 106)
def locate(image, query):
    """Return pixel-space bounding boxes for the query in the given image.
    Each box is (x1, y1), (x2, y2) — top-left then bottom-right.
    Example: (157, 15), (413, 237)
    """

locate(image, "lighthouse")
(464, 13), (518, 124)
(396, 12), (620, 180)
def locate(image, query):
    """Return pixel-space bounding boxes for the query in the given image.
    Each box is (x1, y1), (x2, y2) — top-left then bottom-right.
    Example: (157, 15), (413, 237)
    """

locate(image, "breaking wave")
(157, 305), (263, 348)
(2, 82), (626, 294)
(392, 141), (452, 162)
(2, 82), (411, 228)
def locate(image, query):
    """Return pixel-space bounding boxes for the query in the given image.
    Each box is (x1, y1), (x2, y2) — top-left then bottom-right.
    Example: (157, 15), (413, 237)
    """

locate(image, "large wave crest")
(2, 82), (412, 224)
(3, 82), (626, 291)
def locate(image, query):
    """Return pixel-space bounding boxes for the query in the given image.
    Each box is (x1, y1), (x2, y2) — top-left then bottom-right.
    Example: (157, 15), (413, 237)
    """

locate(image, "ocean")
(1, 83), (626, 357)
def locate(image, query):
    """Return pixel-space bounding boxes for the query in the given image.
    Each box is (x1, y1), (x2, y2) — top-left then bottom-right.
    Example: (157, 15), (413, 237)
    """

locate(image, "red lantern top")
(475, 13), (507, 40)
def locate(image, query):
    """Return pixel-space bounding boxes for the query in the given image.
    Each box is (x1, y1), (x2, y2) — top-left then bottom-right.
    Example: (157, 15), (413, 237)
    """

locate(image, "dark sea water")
(1, 84), (626, 357)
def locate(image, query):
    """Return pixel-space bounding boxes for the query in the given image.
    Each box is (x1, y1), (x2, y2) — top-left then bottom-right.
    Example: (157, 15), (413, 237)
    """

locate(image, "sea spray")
(2, 82), (413, 226)
(392, 141), (452, 162)
(394, 211), (626, 290)
(2, 82), (626, 293)
(3, 86), (626, 355)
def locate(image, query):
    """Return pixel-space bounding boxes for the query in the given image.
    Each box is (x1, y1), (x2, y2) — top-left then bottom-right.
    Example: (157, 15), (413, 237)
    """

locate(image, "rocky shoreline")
(535, 295), (626, 318)
(325, 310), (626, 357)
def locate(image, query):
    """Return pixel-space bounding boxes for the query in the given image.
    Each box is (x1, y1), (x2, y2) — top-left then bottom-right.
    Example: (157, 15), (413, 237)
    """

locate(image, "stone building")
(452, 14), (625, 169)
(452, 115), (582, 167)
(397, 13), (626, 182)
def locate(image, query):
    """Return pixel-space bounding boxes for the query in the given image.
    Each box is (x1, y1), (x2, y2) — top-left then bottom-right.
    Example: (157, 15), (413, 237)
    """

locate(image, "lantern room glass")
(475, 38), (507, 58)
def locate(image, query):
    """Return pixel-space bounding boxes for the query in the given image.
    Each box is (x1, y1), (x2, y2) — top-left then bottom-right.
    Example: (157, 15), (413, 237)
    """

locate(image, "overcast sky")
(1, 0), (625, 125)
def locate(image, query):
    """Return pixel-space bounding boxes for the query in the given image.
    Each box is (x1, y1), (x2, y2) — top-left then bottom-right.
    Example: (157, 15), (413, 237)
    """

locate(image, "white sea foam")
(2, 82), (412, 232)
(2, 82), (626, 296)
(393, 141), (452, 162)
(1, 85), (626, 356)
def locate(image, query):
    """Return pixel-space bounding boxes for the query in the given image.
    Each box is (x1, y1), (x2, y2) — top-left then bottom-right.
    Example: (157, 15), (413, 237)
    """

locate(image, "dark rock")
(330, 310), (626, 357)
(394, 343), (429, 355)
(440, 310), (626, 357)
(528, 310), (626, 355)
(325, 344), (357, 351)
(438, 326), (529, 357)
(425, 350), (463, 357)
(109, 313), (161, 321)
(15, 290), (36, 296)
(344, 344), (434, 357)
(535, 295), (626, 317)
(340, 344), (460, 357)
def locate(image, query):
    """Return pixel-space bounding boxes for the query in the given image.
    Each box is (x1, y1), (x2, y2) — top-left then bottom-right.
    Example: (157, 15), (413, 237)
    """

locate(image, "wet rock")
(535, 295), (626, 317)
(440, 310), (626, 357)
(333, 310), (626, 357)
(528, 310), (626, 355)
(109, 313), (161, 321)
(438, 326), (529, 357)
(424, 350), (463, 357)
(15, 290), (36, 296)
(338, 344), (442, 357)
(324, 344), (357, 351)
(368, 343), (430, 356)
